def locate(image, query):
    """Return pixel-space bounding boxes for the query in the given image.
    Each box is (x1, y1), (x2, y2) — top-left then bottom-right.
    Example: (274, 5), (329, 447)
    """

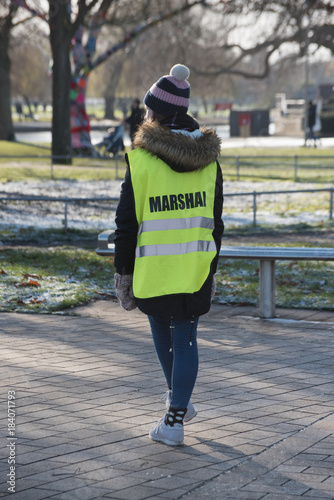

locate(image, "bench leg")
(259, 260), (276, 318)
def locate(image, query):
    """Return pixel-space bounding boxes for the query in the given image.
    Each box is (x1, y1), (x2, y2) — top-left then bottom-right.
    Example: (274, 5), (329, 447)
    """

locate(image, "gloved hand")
(114, 273), (137, 311)
(211, 275), (216, 301)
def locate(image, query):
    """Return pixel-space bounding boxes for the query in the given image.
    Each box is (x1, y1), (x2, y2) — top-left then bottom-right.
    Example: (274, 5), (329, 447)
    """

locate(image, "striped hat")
(144, 64), (190, 116)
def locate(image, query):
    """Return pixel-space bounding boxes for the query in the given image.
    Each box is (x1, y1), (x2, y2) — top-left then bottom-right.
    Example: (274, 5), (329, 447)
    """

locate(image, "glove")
(114, 273), (137, 311)
(211, 275), (216, 301)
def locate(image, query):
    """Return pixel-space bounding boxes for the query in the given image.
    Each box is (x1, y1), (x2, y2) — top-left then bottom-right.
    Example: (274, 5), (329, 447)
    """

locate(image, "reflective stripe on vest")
(128, 148), (218, 299)
(138, 216), (214, 236)
(136, 240), (217, 258)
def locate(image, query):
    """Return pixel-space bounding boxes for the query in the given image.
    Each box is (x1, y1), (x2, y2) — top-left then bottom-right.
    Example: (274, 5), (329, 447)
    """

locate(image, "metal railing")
(0, 154), (125, 179)
(1, 187), (333, 230)
(0, 195), (119, 230)
(224, 187), (334, 226)
(2, 153), (334, 181)
(221, 155), (334, 181)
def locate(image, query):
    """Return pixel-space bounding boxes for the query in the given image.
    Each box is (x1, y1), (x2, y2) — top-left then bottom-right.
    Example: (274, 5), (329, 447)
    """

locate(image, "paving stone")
(103, 485), (172, 499)
(302, 490), (334, 499)
(148, 475), (201, 490)
(1, 304), (334, 499)
(45, 486), (113, 499)
(259, 495), (310, 500)
(242, 480), (310, 495)
(0, 488), (54, 499)
(222, 493), (266, 500)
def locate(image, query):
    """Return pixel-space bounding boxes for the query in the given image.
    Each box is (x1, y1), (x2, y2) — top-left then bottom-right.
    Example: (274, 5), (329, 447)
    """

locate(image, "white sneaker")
(163, 390), (197, 423)
(149, 417), (184, 446)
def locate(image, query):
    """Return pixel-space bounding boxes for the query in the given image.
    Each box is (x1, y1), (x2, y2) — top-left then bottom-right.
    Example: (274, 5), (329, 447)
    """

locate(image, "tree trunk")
(49, 1), (72, 164)
(0, 21), (15, 141)
(103, 54), (126, 120)
(70, 74), (96, 155)
(23, 95), (33, 119)
(104, 96), (115, 120)
(202, 97), (208, 114)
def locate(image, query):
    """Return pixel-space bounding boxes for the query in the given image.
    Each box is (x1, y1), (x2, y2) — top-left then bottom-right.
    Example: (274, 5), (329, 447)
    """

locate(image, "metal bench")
(96, 230), (116, 255)
(219, 246), (334, 318)
(96, 230), (334, 319)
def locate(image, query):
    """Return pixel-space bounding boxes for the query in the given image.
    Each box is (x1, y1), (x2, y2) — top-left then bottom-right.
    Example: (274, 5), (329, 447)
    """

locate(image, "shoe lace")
(160, 391), (170, 403)
(154, 417), (165, 432)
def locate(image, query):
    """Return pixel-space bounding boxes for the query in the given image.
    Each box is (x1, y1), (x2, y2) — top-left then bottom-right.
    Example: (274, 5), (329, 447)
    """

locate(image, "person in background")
(307, 100), (319, 147)
(114, 64), (224, 446)
(15, 102), (23, 121)
(125, 98), (145, 148)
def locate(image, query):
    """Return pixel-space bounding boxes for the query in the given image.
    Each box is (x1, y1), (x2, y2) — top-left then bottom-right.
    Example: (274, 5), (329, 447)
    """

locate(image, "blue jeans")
(148, 315), (199, 409)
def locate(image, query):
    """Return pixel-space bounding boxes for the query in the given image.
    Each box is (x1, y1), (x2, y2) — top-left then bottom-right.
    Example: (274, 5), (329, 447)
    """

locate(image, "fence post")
(50, 155), (54, 180)
(236, 156), (240, 180)
(294, 155), (298, 181)
(253, 191), (257, 226)
(330, 188), (333, 220)
(64, 201), (68, 231)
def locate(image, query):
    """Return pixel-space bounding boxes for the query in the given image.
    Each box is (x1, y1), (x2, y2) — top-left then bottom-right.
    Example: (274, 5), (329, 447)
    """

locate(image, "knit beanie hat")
(144, 64), (190, 116)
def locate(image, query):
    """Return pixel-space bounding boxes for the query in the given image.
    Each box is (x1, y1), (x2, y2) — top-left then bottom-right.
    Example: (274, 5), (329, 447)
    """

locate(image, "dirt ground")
(2, 227), (333, 250)
(222, 230), (334, 246)
(66, 229), (334, 250)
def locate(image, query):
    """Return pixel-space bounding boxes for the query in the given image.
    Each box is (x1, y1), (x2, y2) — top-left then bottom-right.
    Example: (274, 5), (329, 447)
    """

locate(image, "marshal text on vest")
(149, 191), (206, 213)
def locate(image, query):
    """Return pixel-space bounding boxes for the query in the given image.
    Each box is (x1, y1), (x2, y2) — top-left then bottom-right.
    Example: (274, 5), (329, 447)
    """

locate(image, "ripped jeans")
(148, 316), (199, 409)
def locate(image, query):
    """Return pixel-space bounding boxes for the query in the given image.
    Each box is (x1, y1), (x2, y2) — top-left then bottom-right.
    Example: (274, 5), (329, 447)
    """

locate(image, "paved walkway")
(13, 120), (334, 149)
(1, 301), (334, 500)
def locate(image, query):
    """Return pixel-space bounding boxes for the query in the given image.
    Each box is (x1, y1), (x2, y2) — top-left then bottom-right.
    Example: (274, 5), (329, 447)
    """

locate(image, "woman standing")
(114, 64), (224, 446)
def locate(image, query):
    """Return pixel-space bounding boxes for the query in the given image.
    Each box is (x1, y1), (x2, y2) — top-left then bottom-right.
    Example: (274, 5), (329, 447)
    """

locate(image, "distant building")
(272, 93), (304, 136)
(318, 84), (334, 137)
(317, 84), (334, 103)
(230, 110), (270, 137)
(272, 86), (334, 137)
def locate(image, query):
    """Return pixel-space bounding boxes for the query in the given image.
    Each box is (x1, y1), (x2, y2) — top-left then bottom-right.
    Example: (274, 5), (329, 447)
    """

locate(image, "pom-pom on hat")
(144, 64), (190, 116)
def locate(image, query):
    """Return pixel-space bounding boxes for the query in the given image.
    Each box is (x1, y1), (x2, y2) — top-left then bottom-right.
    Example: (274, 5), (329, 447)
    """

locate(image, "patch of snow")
(0, 179), (123, 197)
(0, 179), (123, 230)
(0, 179), (332, 230)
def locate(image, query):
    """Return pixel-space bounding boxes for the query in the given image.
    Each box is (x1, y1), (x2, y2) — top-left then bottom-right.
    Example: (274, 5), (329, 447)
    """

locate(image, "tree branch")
(12, 14), (35, 28)
(191, 0), (334, 80)
(11, 0), (47, 21)
(71, 0), (103, 38)
(90, 0), (205, 71)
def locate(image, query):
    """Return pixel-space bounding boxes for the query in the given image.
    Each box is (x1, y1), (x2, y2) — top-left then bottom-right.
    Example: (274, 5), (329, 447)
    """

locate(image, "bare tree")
(1, 0), (205, 158)
(4, 0), (334, 154)
(11, 40), (51, 114)
(189, 0), (334, 79)
(102, 53), (127, 119)
(47, 0), (207, 160)
(66, 0), (206, 156)
(0, 1), (23, 140)
(0, 0), (49, 140)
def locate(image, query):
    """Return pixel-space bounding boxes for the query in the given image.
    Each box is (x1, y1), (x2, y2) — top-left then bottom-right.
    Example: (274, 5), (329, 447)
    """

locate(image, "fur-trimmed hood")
(133, 120), (221, 173)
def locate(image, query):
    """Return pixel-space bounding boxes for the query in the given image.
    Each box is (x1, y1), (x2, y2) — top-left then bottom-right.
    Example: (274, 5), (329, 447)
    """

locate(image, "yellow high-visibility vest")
(128, 148), (218, 298)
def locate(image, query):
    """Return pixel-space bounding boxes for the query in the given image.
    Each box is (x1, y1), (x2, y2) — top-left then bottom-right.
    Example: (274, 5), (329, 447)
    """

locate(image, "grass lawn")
(0, 227), (99, 246)
(1, 229), (333, 314)
(0, 141), (50, 157)
(221, 148), (334, 183)
(0, 141), (128, 181)
(0, 246), (115, 314)
(1, 141), (334, 183)
(221, 146), (334, 157)
(0, 162), (127, 183)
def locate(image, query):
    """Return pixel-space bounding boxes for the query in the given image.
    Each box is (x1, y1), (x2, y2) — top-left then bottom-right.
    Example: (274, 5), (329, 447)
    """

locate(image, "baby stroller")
(96, 123), (124, 157)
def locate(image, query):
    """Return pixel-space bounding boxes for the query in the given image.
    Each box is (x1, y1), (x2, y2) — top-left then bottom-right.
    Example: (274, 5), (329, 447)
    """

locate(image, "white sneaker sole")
(184, 408), (197, 423)
(149, 433), (184, 446)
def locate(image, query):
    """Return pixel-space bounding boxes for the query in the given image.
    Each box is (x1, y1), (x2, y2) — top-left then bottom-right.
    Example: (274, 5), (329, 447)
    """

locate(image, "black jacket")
(114, 113), (224, 319)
